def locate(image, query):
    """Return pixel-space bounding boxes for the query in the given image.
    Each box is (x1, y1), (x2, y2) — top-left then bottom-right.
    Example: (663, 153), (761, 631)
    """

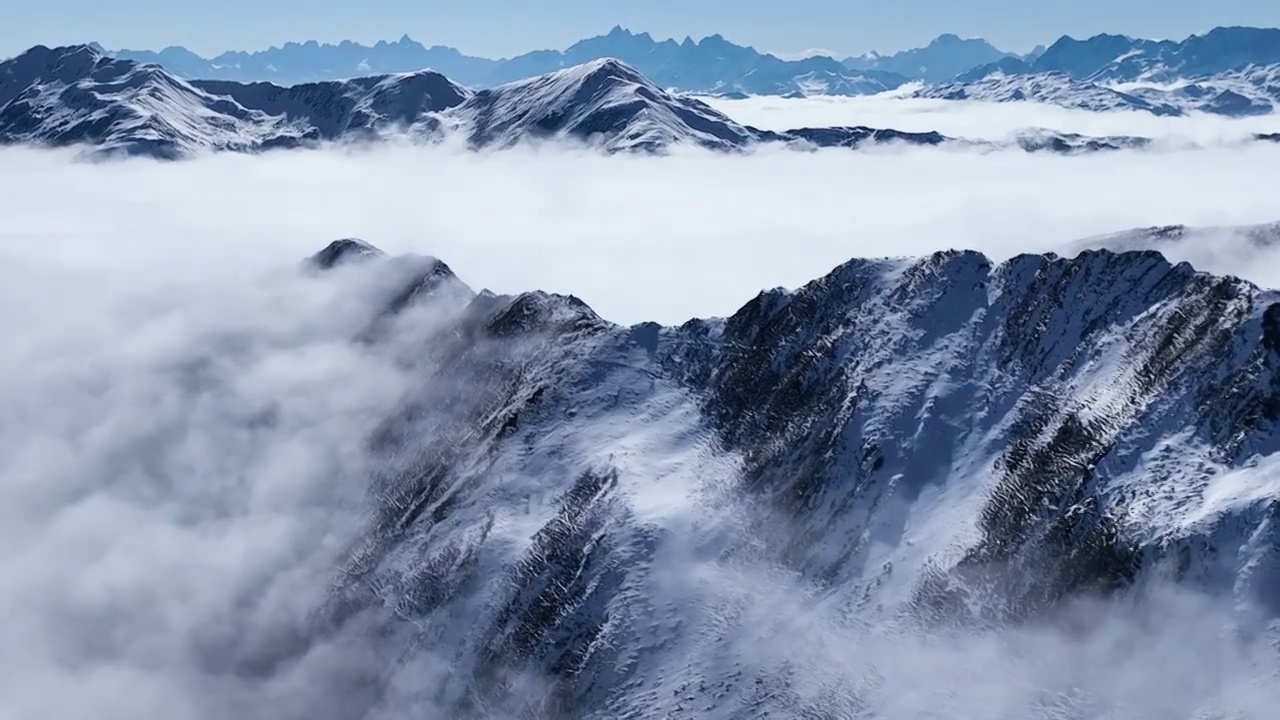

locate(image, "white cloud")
(706, 93), (1280, 145)
(4, 108), (1280, 717)
(3, 137), (1280, 326)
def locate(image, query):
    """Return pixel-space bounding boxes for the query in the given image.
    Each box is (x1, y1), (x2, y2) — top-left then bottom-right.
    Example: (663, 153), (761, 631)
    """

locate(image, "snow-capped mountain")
(486, 26), (910, 97)
(842, 33), (1017, 83)
(923, 64), (1279, 117)
(100, 26), (909, 97)
(0, 44), (473, 157)
(101, 35), (499, 86)
(1034, 26), (1280, 83)
(1080, 221), (1280, 252)
(0, 44), (301, 157)
(928, 27), (1280, 117)
(917, 71), (1186, 115)
(7, 44), (1185, 158)
(106, 35), (503, 88)
(239, 231), (1280, 718)
(443, 58), (758, 152)
(80, 24), (1280, 113)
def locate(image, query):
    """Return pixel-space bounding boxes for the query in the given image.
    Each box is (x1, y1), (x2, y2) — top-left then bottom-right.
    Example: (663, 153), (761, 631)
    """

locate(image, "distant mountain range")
(73, 25), (1280, 118)
(923, 26), (1280, 116)
(6, 44), (1239, 159)
(96, 27), (913, 98)
(992, 26), (1280, 82)
(843, 33), (1041, 84)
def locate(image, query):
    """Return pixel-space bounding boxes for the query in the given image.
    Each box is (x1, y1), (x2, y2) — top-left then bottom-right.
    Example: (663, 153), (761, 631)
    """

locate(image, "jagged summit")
(27, 226), (1279, 717)
(309, 238), (386, 269)
(2, 44), (144, 98)
(933, 26), (1280, 116)
(277, 224), (1280, 720)
(551, 56), (652, 87)
(98, 27), (912, 96)
(843, 33), (1016, 83)
(451, 56), (757, 151)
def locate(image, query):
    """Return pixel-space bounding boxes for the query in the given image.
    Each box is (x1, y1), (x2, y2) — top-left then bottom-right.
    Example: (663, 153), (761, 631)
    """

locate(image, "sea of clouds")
(3, 97), (1280, 718)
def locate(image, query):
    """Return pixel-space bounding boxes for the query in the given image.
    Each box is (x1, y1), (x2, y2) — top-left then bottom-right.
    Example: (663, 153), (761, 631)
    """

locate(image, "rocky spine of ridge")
(295, 237), (1280, 717)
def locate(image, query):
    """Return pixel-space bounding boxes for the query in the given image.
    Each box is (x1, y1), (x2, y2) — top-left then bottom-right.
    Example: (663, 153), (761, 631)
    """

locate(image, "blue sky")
(7, 0), (1280, 59)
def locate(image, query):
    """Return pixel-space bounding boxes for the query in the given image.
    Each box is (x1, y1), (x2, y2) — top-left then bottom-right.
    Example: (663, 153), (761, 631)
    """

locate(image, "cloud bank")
(4, 117), (1280, 717)
(3, 138), (1280, 326)
(707, 92), (1280, 145)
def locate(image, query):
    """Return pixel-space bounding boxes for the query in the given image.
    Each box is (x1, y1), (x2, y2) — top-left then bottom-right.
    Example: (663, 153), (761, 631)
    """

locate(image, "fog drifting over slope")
(5, 121), (1280, 717)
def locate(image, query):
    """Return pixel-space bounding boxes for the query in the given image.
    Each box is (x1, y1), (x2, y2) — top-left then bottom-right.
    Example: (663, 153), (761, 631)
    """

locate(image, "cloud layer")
(3, 135), (1280, 326)
(707, 92), (1280, 145)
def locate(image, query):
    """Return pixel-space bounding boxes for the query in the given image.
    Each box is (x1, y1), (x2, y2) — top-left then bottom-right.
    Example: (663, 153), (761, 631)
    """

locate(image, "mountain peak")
(2, 43), (122, 89)
(847, 33), (1012, 83)
(570, 56), (649, 84)
(14, 43), (103, 63)
(309, 238), (386, 270)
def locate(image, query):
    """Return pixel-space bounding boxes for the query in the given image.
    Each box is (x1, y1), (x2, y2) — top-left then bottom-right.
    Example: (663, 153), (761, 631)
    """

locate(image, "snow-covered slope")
(917, 71), (1186, 116)
(0, 44), (303, 157)
(254, 234), (1280, 718)
(920, 66), (1280, 117)
(193, 70), (471, 140)
(445, 58), (757, 151)
(1117, 64), (1280, 116)
(925, 27), (1280, 117)
(0, 44), (473, 157)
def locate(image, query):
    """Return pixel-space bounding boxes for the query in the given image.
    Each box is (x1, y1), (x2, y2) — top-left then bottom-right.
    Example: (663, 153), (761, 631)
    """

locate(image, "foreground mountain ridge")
(263, 231), (1280, 718)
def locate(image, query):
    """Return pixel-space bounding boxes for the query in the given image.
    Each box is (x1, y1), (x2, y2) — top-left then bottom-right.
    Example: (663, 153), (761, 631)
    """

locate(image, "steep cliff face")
(286, 239), (1280, 718)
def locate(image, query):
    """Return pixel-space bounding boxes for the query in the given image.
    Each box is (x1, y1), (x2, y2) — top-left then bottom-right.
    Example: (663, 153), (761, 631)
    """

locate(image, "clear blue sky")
(7, 0), (1280, 59)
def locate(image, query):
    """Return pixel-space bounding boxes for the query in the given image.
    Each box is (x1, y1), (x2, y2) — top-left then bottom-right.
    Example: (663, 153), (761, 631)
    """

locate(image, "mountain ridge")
(929, 25), (1280, 116)
(842, 32), (1019, 83)
(245, 230), (1280, 716)
(4, 43), (1206, 158)
(97, 26), (913, 97)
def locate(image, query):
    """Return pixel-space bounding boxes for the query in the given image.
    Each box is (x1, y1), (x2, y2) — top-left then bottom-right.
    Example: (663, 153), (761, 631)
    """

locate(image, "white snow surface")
(443, 58), (756, 152)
